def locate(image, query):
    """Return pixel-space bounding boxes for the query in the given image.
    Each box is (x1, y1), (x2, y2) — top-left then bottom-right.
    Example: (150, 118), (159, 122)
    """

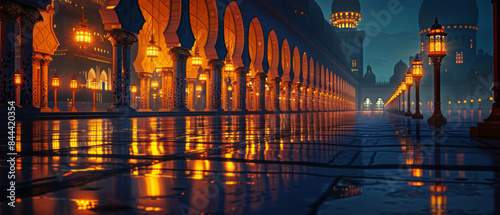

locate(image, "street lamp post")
(52, 74), (60, 112)
(91, 79), (98, 112)
(131, 83), (137, 109)
(405, 71), (414, 117)
(70, 76), (77, 112)
(14, 71), (21, 107)
(401, 82), (407, 115)
(427, 18), (448, 125)
(412, 54), (424, 119)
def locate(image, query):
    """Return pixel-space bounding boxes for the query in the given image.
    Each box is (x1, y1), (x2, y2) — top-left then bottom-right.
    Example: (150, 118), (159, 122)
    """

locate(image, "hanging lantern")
(405, 72), (413, 87)
(191, 48), (203, 67)
(224, 59), (235, 74)
(199, 71), (208, 83)
(151, 80), (159, 90)
(401, 82), (407, 91)
(131, 84), (137, 94)
(196, 85), (202, 92)
(412, 54), (423, 78)
(52, 74), (59, 88)
(70, 76), (78, 89)
(76, 19), (91, 51)
(427, 17), (447, 57)
(146, 35), (161, 59)
(14, 71), (21, 86)
(228, 85), (233, 92)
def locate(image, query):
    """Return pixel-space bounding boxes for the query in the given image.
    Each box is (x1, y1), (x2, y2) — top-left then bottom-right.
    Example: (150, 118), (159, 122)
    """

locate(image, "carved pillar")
(169, 47), (191, 112)
(0, 14), (17, 105)
(32, 53), (43, 108)
(121, 33), (136, 108)
(108, 30), (123, 110)
(19, 16), (39, 110)
(269, 77), (281, 112)
(206, 59), (224, 112)
(300, 86), (307, 111)
(40, 55), (51, 111)
(138, 72), (151, 112)
(233, 67), (248, 112)
(159, 69), (173, 111)
(292, 83), (301, 111)
(186, 78), (195, 110)
(254, 72), (267, 111)
(283, 81), (292, 111)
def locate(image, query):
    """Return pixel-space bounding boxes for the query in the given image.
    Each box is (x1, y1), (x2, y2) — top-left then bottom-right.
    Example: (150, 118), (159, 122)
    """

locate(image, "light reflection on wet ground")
(1, 110), (499, 214)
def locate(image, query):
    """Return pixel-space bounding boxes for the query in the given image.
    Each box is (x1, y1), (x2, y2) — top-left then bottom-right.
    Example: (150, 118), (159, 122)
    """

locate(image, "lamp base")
(404, 111), (413, 117)
(428, 115), (447, 125)
(412, 113), (424, 119)
(470, 102), (500, 138)
(52, 107), (60, 112)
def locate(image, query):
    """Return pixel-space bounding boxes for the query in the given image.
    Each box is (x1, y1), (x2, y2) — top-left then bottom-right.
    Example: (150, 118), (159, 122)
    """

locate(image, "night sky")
(315, 0), (494, 82)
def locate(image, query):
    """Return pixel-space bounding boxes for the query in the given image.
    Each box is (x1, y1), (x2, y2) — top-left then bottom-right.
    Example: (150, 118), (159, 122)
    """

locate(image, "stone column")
(206, 59), (224, 112)
(108, 30), (123, 110)
(121, 33), (136, 109)
(254, 72), (267, 111)
(283, 81), (292, 111)
(40, 55), (52, 112)
(233, 67), (248, 112)
(300, 86), (307, 111)
(269, 77), (281, 112)
(32, 53), (42, 108)
(292, 83), (301, 111)
(186, 78), (195, 111)
(169, 47), (191, 112)
(159, 69), (173, 111)
(138, 72), (151, 112)
(19, 16), (38, 110)
(0, 13), (17, 106)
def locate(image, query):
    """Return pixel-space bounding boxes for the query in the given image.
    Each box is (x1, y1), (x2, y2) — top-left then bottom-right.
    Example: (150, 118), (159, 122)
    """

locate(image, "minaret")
(331, 0), (365, 110)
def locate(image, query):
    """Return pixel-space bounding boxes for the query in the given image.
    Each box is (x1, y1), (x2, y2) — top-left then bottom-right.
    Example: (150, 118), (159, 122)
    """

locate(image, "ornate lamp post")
(14, 71), (21, 107)
(412, 54), (424, 119)
(131, 83), (137, 109)
(70, 76), (78, 112)
(91, 79), (98, 112)
(52, 74), (60, 112)
(427, 18), (448, 125)
(405, 71), (414, 117)
(401, 82), (407, 115)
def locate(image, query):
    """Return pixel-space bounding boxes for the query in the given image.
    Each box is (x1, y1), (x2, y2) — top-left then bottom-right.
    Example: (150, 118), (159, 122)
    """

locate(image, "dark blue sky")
(315, 0), (494, 82)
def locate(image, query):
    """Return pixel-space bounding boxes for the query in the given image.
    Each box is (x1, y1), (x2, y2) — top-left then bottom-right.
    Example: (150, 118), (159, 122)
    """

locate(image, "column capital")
(170, 47), (191, 62)
(158, 68), (173, 76)
(255, 72), (267, 80)
(108, 30), (138, 47)
(33, 53), (44, 63)
(269, 76), (281, 82)
(208, 59), (225, 70)
(42, 55), (53, 65)
(234, 67), (250, 76)
(138, 72), (152, 79)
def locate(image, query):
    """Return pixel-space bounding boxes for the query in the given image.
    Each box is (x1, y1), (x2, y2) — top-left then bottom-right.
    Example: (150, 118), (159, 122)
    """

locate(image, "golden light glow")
(91, 79), (99, 90)
(330, 12), (361, 29)
(75, 18), (91, 51)
(196, 85), (202, 92)
(405, 73), (413, 87)
(52, 74), (59, 88)
(131, 84), (137, 93)
(151, 80), (159, 90)
(401, 82), (407, 91)
(146, 35), (161, 59)
(427, 20), (447, 57)
(412, 55), (423, 78)
(70, 77), (78, 89)
(191, 50), (203, 67)
(228, 85), (233, 92)
(224, 60), (235, 73)
(14, 72), (21, 86)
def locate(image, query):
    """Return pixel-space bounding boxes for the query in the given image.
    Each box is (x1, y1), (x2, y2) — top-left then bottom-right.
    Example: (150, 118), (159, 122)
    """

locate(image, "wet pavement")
(1, 110), (500, 215)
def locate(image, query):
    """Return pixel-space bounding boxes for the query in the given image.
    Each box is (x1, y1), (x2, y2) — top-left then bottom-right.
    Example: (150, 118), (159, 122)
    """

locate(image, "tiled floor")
(1, 110), (499, 214)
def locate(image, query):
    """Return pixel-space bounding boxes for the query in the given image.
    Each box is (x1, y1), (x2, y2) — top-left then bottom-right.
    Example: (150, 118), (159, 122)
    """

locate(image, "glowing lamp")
(146, 35), (161, 59)
(405, 72), (413, 87)
(401, 82), (407, 91)
(228, 85), (233, 92)
(131, 84), (137, 94)
(151, 80), (159, 90)
(75, 18), (91, 51)
(224, 59), (235, 74)
(427, 18), (447, 57)
(478, 98), (482, 102)
(191, 49), (203, 67)
(412, 54), (423, 78)
(91, 79), (99, 90)
(14, 72), (21, 86)
(196, 85), (202, 92)
(70, 76), (77, 89)
(52, 74), (59, 88)
(199, 71), (208, 83)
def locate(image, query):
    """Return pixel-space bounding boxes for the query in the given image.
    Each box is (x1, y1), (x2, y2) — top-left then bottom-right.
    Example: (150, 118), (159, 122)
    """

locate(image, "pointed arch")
(189, 0), (218, 59)
(224, 2), (245, 66)
(292, 46), (300, 83)
(281, 39), (291, 82)
(267, 30), (279, 78)
(249, 17), (265, 76)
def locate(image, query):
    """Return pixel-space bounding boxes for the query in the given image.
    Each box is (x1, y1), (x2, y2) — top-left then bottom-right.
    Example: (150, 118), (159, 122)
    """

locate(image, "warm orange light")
(75, 17), (91, 51)
(131, 84), (137, 93)
(70, 76), (77, 89)
(91, 79), (99, 90)
(191, 49), (203, 67)
(412, 54), (423, 78)
(478, 98), (482, 102)
(228, 85), (233, 92)
(151, 80), (159, 90)
(401, 82), (407, 91)
(196, 85), (202, 92)
(146, 35), (161, 59)
(224, 60), (235, 73)
(199, 72), (208, 83)
(52, 74), (60, 88)
(427, 18), (447, 57)
(14, 72), (21, 86)
(405, 72), (413, 87)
